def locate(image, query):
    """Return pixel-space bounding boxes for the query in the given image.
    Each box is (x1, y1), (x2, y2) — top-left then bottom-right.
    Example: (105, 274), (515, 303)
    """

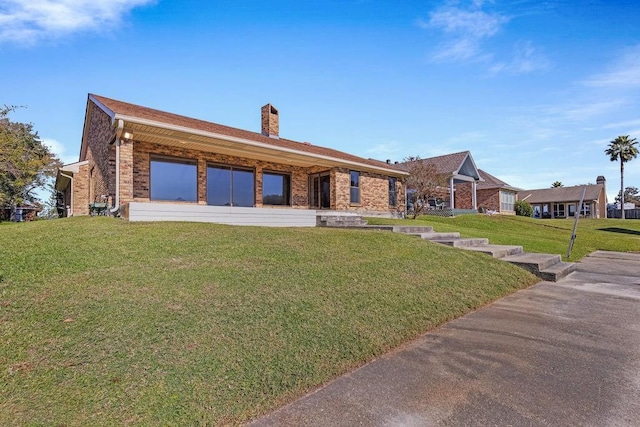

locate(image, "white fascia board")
(60, 160), (89, 173)
(115, 114), (409, 176)
(88, 94), (115, 121)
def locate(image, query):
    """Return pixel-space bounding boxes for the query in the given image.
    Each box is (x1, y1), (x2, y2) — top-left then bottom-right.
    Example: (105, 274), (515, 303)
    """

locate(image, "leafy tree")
(605, 135), (639, 219)
(551, 181), (563, 188)
(403, 156), (447, 219)
(0, 106), (61, 212)
(615, 186), (640, 205)
(515, 200), (533, 217)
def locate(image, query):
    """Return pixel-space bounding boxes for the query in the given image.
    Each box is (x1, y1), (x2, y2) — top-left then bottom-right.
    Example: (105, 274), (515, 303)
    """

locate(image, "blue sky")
(2, 0), (640, 201)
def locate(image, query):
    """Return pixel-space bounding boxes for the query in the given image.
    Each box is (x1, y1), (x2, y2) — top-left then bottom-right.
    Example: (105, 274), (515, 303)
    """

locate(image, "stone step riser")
(391, 225), (575, 283)
(317, 215), (368, 227)
(418, 233), (461, 240)
(437, 238), (489, 248)
(392, 226), (434, 234)
(469, 246), (524, 258)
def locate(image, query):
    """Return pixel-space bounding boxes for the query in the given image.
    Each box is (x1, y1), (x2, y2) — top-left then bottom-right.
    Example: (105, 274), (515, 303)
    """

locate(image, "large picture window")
(350, 171), (360, 204)
(207, 165), (254, 207)
(553, 203), (565, 217)
(150, 157), (197, 202)
(263, 172), (291, 205)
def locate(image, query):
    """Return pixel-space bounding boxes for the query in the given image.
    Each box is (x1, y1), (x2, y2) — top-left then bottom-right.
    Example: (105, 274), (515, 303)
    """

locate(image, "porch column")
(472, 181), (477, 210)
(449, 177), (455, 209)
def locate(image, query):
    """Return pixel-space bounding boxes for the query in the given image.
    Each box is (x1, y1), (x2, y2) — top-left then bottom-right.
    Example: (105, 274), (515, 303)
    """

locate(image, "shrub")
(514, 200), (533, 217)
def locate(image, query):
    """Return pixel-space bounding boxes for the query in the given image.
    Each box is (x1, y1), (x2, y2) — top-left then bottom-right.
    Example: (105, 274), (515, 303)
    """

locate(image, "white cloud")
(0, 0), (154, 45)
(42, 137), (77, 165)
(488, 40), (550, 75)
(420, 2), (549, 75)
(419, 2), (509, 63)
(582, 44), (640, 89)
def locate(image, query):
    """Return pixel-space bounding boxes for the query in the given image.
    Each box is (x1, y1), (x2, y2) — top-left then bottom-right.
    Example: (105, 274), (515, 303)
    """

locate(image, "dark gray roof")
(399, 151), (481, 180)
(477, 169), (519, 191)
(518, 185), (604, 204)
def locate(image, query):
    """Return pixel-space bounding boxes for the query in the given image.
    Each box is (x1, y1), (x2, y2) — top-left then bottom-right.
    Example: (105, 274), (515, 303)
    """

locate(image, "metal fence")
(607, 209), (640, 219)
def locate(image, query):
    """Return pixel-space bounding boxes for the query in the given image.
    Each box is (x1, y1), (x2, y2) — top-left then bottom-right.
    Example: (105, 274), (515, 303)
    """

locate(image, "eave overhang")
(113, 114), (408, 177)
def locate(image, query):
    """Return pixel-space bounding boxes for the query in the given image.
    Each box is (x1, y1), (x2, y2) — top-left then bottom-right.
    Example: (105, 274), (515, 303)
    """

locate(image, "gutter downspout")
(59, 172), (74, 217)
(111, 119), (124, 214)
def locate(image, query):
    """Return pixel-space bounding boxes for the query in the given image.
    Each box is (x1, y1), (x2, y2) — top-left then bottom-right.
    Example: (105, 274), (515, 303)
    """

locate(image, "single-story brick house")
(400, 151), (482, 210)
(457, 169), (520, 215)
(55, 94), (408, 226)
(518, 176), (607, 219)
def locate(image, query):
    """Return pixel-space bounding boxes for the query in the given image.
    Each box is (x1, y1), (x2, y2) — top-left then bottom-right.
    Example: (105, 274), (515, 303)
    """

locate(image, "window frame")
(206, 163), (255, 207)
(500, 191), (515, 212)
(350, 170), (360, 205)
(262, 171), (292, 206)
(149, 156), (198, 202)
(388, 177), (397, 207)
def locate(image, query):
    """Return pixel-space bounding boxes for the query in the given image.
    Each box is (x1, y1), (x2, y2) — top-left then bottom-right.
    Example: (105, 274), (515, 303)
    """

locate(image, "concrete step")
(410, 232), (461, 240)
(317, 215), (368, 227)
(462, 244), (524, 258)
(436, 238), (489, 248)
(539, 261), (577, 282)
(392, 225), (434, 234)
(502, 252), (561, 272)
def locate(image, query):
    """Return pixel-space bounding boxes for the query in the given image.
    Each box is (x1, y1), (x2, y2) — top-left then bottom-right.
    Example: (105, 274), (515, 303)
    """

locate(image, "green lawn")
(367, 214), (640, 261)
(0, 217), (538, 425)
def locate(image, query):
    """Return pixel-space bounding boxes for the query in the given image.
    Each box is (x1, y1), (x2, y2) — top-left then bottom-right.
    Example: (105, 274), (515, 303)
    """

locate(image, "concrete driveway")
(251, 251), (640, 426)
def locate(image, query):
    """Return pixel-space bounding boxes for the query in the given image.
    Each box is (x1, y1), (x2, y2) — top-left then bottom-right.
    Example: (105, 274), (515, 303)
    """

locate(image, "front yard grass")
(367, 214), (640, 261)
(0, 217), (538, 425)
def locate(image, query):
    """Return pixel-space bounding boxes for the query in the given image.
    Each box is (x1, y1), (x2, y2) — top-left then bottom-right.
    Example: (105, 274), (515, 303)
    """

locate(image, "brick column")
(119, 139), (134, 204)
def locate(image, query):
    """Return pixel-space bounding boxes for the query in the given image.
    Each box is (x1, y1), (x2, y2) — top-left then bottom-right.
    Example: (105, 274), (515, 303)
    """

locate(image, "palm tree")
(605, 135), (639, 219)
(551, 181), (563, 188)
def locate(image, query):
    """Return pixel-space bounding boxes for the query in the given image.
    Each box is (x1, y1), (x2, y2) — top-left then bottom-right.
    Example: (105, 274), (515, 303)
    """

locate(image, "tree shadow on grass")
(598, 227), (640, 236)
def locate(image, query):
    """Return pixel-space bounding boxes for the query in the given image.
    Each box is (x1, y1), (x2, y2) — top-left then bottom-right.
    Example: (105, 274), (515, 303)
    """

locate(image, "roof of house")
(88, 94), (408, 176)
(477, 169), (520, 191)
(398, 151), (481, 181)
(518, 184), (604, 204)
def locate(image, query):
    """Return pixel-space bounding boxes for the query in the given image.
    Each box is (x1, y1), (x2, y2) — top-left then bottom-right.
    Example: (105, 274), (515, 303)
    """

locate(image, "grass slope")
(0, 217), (537, 425)
(368, 215), (640, 261)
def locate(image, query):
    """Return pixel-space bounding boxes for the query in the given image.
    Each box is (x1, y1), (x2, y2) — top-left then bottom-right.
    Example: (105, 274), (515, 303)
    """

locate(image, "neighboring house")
(518, 176), (607, 219)
(400, 151), (482, 210)
(0, 205), (41, 222)
(458, 169), (520, 215)
(55, 94), (408, 226)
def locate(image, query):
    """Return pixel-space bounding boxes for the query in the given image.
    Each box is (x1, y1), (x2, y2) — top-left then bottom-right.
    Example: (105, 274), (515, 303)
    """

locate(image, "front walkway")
(250, 251), (640, 426)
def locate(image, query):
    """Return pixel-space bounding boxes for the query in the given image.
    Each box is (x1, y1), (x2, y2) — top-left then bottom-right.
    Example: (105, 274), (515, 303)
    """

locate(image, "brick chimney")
(261, 104), (279, 138)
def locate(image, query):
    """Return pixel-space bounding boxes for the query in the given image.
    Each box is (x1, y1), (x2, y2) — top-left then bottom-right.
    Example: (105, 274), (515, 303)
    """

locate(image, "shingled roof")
(398, 151), (481, 181)
(477, 169), (520, 191)
(88, 94), (407, 176)
(518, 185), (604, 203)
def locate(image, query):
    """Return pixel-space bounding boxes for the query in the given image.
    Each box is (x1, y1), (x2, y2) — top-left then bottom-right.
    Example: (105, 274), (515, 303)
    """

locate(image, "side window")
(350, 171), (360, 204)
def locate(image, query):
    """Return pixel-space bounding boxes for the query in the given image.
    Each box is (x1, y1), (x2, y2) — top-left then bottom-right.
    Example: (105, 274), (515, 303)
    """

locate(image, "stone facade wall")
(476, 188), (501, 212)
(83, 106), (116, 204)
(73, 164), (90, 216)
(333, 168), (405, 214)
(132, 141), (312, 208)
(454, 182), (474, 209)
